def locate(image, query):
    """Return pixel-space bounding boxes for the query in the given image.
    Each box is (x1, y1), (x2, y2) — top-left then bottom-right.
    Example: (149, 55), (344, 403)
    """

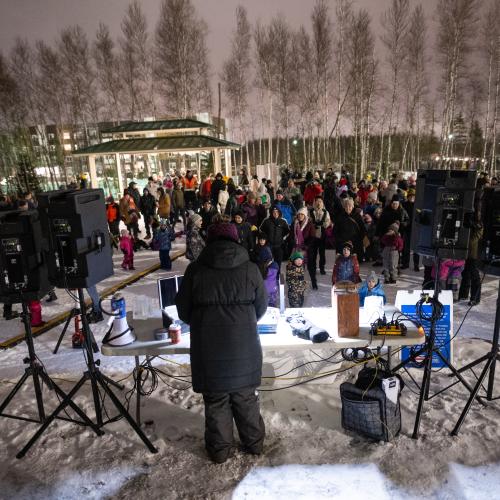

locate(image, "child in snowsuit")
(119, 229), (135, 270)
(186, 213), (205, 262)
(332, 241), (361, 285)
(153, 219), (176, 270)
(256, 237), (279, 307)
(380, 223), (404, 284)
(358, 270), (387, 307)
(286, 251), (307, 307)
(431, 258), (465, 301)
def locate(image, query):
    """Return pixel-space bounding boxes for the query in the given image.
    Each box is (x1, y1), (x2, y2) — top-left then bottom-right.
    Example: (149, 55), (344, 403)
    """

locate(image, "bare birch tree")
(35, 41), (70, 182)
(269, 16), (298, 166)
(333, 0), (353, 164)
(401, 4), (428, 170)
(120, 1), (150, 120)
(254, 21), (278, 165)
(93, 23), (123, 123)
(346, 9), (377, 179)
(381, 0), (410, 173)
(155, 0), (212, 118)
(221, 6), (252, 168)
(481, 0), (500, 172)
(311, 0), (333, 166)
(436, 0), (481, 158)
(296, 27), (317, 169)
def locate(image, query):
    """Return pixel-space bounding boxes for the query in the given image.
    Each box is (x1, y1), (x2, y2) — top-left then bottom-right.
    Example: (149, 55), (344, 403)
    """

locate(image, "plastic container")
(169, 324), (182, 344)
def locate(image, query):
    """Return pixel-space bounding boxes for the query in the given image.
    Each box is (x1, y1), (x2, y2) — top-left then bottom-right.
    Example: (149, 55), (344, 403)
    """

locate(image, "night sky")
(0, 0), (439, 80)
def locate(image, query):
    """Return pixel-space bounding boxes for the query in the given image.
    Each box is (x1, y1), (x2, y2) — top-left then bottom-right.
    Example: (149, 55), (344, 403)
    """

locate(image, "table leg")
(135, 356), (141, 426)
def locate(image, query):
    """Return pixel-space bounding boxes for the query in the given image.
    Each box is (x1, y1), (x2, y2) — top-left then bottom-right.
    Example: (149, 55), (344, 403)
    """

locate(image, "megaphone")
(102, 293), (136, 346)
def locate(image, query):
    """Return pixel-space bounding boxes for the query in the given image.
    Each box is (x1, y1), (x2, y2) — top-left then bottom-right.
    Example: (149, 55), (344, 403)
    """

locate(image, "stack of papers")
(257, 307), (280, 334)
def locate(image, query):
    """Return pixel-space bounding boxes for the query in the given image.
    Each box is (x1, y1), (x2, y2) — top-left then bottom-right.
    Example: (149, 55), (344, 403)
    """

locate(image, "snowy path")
(0, 245), (499, 499)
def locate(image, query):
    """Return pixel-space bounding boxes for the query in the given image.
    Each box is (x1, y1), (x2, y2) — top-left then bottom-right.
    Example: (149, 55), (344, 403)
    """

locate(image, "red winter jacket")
(304, 182), (323, 205)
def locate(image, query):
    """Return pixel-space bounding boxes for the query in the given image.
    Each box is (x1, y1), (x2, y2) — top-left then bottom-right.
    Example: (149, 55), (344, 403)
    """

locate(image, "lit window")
(64, 144), (72, 151)
(63, 132), (71, 140)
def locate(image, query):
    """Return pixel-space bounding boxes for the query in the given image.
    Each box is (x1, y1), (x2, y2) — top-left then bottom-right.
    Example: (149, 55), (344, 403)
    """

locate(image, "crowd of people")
(0, 167), (494, 326)
(115, 168), (494, 309)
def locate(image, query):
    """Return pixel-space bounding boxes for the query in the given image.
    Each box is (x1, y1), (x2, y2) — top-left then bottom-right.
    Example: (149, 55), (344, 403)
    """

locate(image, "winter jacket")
(175, 239), (268, 393)
(241, 202), (259, 227)
(286, 262), (307, 303)
(172, 188), (185, 209)
(272, 198), (296, 225)
(303, 182), (323, 205)
(334, 209), (367, 257)
(210, 178), (226, 205)
(234, 221), (255, 255)
(153, 227), (175, 251)
(358, 280), (386, 306)
(186, 226), (205, 261)
(140, 192), (156, 217)
(376, 206), (409, 237)
(119, 235), (134, 255)
(332, 255), (361, 284)
(218, 190), (229, 213)
(309, 207), (331, 239)
(380, 232), (404, 252)
(158, 194), (171, 218)
(106, 203), (119, 223)
(126, 186), (141, 207)
(260, 214), (290, 249)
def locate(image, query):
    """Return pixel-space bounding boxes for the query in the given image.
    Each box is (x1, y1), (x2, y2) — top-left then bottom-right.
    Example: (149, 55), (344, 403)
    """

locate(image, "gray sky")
(0, 0), (438, 79)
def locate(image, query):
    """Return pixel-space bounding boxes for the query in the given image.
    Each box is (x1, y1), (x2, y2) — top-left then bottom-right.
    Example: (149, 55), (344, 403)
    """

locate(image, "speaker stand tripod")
(17, 288), (157, 458)
(451, 278), (500, 435)
(0, 300), (102, 435)
(391, 256), (486, 439)
(53, 304), (98, 354)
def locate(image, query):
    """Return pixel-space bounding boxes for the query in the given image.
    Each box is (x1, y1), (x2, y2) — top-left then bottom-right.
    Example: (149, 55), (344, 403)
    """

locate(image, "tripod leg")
(38, 371), (102, 434)
(451, 355), (496, 436)
(100, 373), (125, 391)
(412, 343), (433, 439)
(32, 366), (46, 422)
(53, 310), (75, 354)
(96, 372), (157, 453)
(16, 375), (103, 459)
(0, 370), (30, 415)
(436, 350), (488, 407)
(487, 280), (500, 400)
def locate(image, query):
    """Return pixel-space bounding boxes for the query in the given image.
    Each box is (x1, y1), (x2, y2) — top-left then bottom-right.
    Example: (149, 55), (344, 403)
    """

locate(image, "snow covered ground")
(0, 244), (499, 500)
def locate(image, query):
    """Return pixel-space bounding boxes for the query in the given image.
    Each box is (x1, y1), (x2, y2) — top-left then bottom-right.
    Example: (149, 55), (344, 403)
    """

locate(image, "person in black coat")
(375, 194), (410, 237)
(176, 222), (268, 464)
(259, 207), (290, 268)
(233, 210), (255, 258)
(210, 173), (226, 206)
(139, 187), (157, 239)
(334, 197), (367, 259)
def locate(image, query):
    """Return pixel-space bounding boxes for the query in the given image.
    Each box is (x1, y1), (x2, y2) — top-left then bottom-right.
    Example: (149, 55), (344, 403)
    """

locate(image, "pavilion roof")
(102, 118), (215, 134)
(72, 135), (240, 156)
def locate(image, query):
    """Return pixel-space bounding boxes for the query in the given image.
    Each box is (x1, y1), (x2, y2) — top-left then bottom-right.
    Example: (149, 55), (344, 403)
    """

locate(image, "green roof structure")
(73, 135), (240, 156)
(102, 119), (215, 134)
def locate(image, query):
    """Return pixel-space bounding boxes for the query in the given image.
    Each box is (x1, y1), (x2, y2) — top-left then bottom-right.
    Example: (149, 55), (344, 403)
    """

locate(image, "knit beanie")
(207, 222), (239, 243)
(366, 271), (377, 283)
(189, 213), (202, 226)
(391, 194), (400, 202)
(342, 241), (354, 252)
(297, 207), (309, 217)
(290, 250), (304, 262)
(388, 222), (400, 233)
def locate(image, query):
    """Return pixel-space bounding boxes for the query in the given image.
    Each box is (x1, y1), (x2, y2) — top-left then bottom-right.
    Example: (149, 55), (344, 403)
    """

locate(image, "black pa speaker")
(411, 169), (477, 259)
(483, 187), (500, 260)
(38, 189), (113, 289)
(0, 210), (51, 303)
